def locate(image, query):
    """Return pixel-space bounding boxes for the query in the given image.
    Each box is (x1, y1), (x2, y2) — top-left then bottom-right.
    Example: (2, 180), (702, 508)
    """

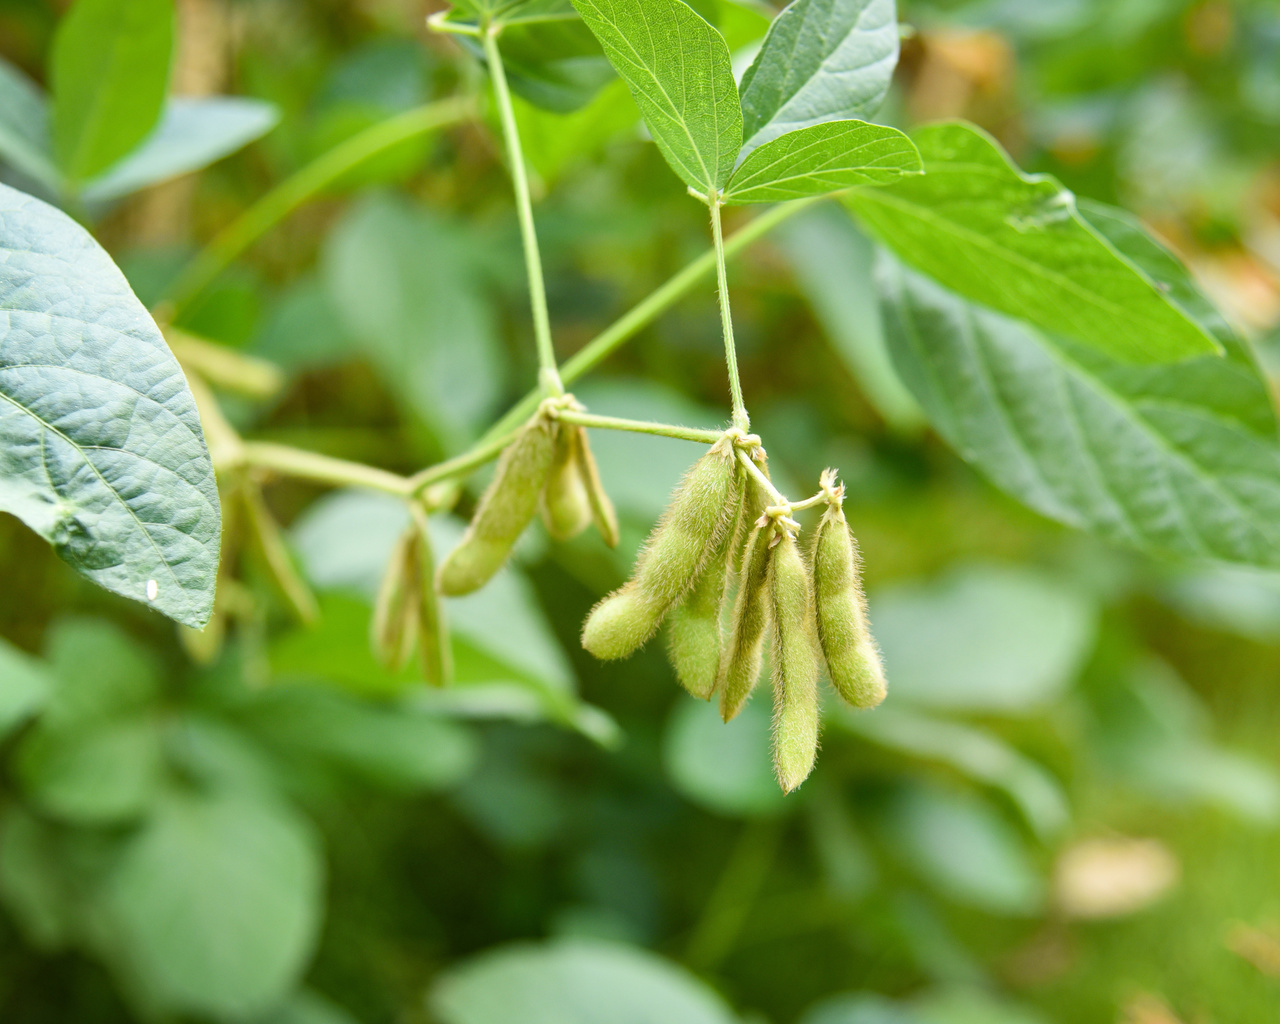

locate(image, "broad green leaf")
(98, 791), (323, 1017)
(776, 206), (922, 431)
(514, 79), (641, 183)
(884, 783), (1044, 916)
(849, 122), (1220, 363)
(50, 0), (174, 181)
(16, 717), (165, 824)
(833, 706), (1069, 839)
(431, 938), (740, 1024)
(43, 617), (160, 727)
(722, 119), (920, 203)
(81, 97), (280, 204)
(0, 637), (52, 737)
(322, 195), (501, 450)
(496, 19), (615, 113)
(878, 253), (1280, 567)
(572, 0), (742, 192)
(0, 186), (220, 627)
(250, 990), (361, 1024)
(868, 564), (1096, 713)
(737, 0), (898, 158)
(663, 694), (785, 817)
(0, 57), (59, 190)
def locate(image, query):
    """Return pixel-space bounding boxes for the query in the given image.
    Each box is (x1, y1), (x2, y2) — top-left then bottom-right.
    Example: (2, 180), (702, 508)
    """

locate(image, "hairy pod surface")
(575, 427), (620, 547)
(718, 519), (775, 722)
(541, 423), (593, 541)
(665, 472), (744, 699)
(581, 436), (740, 660)
(730, 450), (771, 575)
(372, 524), (420, 671)
(813, 504), (886, 709)
(769, 532), (821, 793)
(438, 413), (557, 596)
(410, 504), (451, 687)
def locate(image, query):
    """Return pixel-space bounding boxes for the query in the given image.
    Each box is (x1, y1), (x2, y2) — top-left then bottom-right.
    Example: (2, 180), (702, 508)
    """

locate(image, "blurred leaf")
(0, 808), (80, 950)
(869, 564), (1096, 713)
(497, 18), (616, 113)
(850, 122), (1219, 362)
(515, 79), (639, 183)
(835, 707), (1069, 840)
(572, 0), (742, 192)
(1158, 564), (1280, 642)
(801, 993), (920, 1024)
(242, 684), (478, 791)
(0, 56), (58, 189)
(430, 938), (740, 1024)
(97, 790), (323, 1018)
(251, 990), (362, 1024)
(50, 0), (173, 180)
(722, 120), (920, 203)
(80, 97), (279, 203)
(0, 185), (220, 627)
(737, 0), (898, 158)
(252, 277), (356, 372)
(322, 194), (501, 449)
(804, 988), (1048, 1024)
(776, 205), (922, 431)
(884, 784), (1044, 916)
(664, 694), (785, 817)
(879, 249), (1280, 568)
(0, 636), (51, 737)
(17, 717), (164, 824)
(43, 617), (160, 726)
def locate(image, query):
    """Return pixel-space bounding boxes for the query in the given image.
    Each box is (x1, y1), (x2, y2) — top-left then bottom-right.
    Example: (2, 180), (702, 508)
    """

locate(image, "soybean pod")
(718, 518), (774, 722)
(768, 531), (821, 793)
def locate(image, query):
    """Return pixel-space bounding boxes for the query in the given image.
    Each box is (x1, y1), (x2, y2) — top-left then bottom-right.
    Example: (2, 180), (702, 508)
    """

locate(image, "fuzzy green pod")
(371, 524), (419, 671)
(582, 436), (740, 660)
(664, 469), (745, 699)
(768, 531), (821, 793)
(438, 413), (557, 596)
(575, 427), (619, 548)
(410, 504), (451, 687)
(718, 519), (775, 722)
(812, 503), (885, 709)
(729, 449), (771, 576)
(541, 423), (593, 541)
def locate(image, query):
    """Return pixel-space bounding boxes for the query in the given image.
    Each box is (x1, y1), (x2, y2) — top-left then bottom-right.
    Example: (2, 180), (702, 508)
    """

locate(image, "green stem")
(410, 432), (517, 493)
(737, 447), (785, 504)
(711, 200), (748, 431)
(554, 409), (722, 443)
(787, 490), (833, 513)
(161, 97), (474, 317)
(238, 441), (412, 496)
(483, 25), (561, 393)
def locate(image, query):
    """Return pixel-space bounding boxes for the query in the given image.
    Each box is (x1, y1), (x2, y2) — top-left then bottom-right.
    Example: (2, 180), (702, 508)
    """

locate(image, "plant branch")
(554, 409), (722, 443)
(483, 25), (561, 393)
(161, 96), (474, 318)
(737, 447), (785, 505)
(711, 199), (748, 430)
(236, 442), (412, 496)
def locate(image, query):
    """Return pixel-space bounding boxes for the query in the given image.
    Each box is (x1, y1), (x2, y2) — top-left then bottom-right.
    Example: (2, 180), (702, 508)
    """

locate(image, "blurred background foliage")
(2, 0), (1280, 1022)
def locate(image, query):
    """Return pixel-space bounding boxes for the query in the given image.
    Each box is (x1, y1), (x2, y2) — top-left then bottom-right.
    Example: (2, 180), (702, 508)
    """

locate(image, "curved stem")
(483, 26), (561, 393)
(161, 97), (474, 317)
(237, 442), (412, 496)
(737, 447), (785, 505)
(555, 409), (722, 443)
(711, 200), (748, 431)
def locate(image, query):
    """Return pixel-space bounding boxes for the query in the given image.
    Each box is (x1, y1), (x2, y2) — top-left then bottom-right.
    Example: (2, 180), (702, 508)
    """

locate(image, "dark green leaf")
(98, 791), (323, 1017)
(50, 0), (174, 181)
(431, 938), (740, 1024)
(850, 122), (1220, 363)
(572, 0), (741, 192)
(878, 253), (1280, 567)
(722, 120), (920, 203)
(0, 57), (58, 190)
(496, 19), (615, 113)
(738, 0), (898, 157)
(0, 186), (220, 627)
(81, 97), (280, 204)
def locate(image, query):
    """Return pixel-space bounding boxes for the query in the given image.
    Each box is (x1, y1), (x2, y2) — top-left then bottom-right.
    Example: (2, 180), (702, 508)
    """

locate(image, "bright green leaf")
(98, 791), (323, 1018)
(738, 0), (898, 158)
(0, 187), (220, 627)
(431, 938), (740, 1024)
(722, 119), (920, 203)
(81, 97), (280, 204)
(0, 57), (59, 190)
(572, 0), (742, 193)
(878, 252), (1280, 567)
(51, 0), (174, 181)
(850, 121), (1220, 363)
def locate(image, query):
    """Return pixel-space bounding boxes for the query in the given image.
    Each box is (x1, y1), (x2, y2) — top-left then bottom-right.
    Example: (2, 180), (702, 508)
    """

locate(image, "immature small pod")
(812, 502), (885, 709)
(242, 479), (319, 625)
(717, 519), (775, 722)
(768, 531), (821, 793)
(574, 428), (620, 548)
(582, 435), (740, 660)
(664, 472), (744, 699)
(438, 413), (557, 596)
(541, 423), (593, 541)
(409, 504), (451, 687)
(372, 524), (420, 671)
